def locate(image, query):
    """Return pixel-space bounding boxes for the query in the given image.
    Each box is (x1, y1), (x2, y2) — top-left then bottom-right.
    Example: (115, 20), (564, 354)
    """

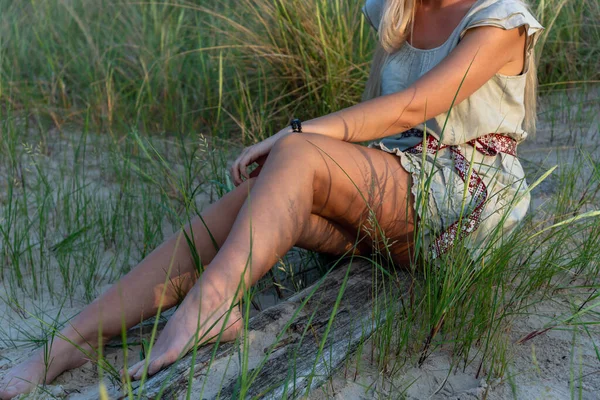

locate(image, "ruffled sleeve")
(460, 0), (544, 71)
(362, 0), (385, 31)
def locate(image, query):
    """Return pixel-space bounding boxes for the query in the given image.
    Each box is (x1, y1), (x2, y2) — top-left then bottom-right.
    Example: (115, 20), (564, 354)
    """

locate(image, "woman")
(0, 0), (542, 397)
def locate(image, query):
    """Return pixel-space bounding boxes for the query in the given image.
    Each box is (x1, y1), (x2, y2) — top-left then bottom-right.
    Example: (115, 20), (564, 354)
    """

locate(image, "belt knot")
(401, 130), (517, 258)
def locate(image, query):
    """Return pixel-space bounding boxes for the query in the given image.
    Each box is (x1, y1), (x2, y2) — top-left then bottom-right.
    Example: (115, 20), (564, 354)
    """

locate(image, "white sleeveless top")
(362, 0), (544, 146)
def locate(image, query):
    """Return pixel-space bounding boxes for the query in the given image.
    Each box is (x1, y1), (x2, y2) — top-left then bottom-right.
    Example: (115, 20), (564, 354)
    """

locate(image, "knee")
(268, 134), (326, 177)
(271, 132), (322, 160)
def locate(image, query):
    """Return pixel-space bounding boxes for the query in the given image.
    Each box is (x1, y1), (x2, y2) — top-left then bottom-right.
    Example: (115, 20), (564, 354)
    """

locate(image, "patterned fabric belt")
(400, 129), (517, 258)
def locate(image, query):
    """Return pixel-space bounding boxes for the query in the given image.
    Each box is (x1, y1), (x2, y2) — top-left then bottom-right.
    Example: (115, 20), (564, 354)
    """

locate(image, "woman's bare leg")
(1, 131), (414, 395)
(126, 133), (415, 378)
(0, 175), (365, 399)
(0, 179), (253, 399)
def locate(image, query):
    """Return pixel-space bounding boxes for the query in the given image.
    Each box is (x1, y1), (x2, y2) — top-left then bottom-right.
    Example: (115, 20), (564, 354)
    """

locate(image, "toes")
(127, 356), (165, 381)
(0, 385), (18, 400)
(132, 367), (143, 381)
(133, 352), (174, 380)
(132, 359), (153, 380)
(126, 361), (146, 381)
(119, 367), (130, 380)
(147, 356), (168, 377)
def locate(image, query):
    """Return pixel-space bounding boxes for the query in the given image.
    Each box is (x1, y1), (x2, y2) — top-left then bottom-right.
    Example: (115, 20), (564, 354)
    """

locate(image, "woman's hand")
(230, 132), (288, 186)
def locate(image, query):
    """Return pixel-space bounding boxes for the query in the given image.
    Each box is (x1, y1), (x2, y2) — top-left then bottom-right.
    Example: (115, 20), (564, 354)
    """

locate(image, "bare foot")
(123, 287), (243, 380)
(0, 340), (93, 400)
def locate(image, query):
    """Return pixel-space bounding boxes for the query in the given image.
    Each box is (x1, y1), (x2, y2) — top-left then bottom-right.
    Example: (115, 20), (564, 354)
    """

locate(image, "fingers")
(230, 149), (247, 186)
(230, 147), (270, 186)
(231, 157), (245, 186)
(230, 150), (257, 186)
(237, 154), (252, 184)
(230, 150), (245, 186)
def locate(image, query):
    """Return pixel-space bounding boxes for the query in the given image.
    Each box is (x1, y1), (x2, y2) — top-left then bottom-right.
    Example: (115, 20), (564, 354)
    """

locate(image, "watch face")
(291, 119), (301, 132)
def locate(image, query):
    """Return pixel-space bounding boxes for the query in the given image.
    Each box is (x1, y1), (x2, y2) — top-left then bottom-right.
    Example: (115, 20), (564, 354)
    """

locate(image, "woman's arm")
(292, 25), (527, 142)
(230, 25), (527, 185)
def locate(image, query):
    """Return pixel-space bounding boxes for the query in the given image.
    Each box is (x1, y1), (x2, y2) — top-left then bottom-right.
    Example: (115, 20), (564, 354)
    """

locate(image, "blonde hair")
(362, 0), (538, 134)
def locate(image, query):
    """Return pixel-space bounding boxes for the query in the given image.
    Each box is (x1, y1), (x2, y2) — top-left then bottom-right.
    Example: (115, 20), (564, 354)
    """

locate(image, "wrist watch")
(290, 118), (302, 133)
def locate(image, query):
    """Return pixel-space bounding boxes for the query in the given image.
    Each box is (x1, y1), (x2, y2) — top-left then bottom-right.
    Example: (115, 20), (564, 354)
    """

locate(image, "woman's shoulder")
(361, 0), (385, 32)
(460, 0), (544, 41)
(362, 0), (544, 40)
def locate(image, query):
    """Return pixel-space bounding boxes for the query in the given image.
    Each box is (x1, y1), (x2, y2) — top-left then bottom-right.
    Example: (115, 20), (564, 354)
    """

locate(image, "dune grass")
(0, 0), (598, 135)
(0, 0), (599, 398)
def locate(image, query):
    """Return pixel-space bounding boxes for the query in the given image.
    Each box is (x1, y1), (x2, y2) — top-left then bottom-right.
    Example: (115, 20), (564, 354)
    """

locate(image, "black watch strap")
(291, 118), (302, 133)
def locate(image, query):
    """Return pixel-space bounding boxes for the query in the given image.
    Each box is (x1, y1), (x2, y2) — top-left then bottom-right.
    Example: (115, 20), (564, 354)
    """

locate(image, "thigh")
(275, 133), (416, 263)
(171, 178), (368, 290)
(296, 214), (372, 257)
